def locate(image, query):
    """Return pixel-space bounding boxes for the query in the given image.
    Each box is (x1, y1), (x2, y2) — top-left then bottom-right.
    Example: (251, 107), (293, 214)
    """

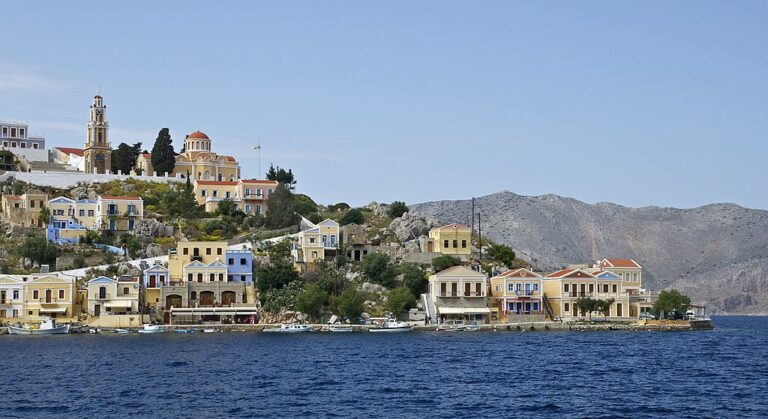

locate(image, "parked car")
(665, 310), (685, 320)
(685, 310), (696, 320)
(639, 312), (656, 320)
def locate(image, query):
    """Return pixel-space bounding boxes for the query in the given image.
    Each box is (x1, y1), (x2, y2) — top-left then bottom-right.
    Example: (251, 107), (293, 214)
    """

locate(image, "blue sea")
(1, 316), (767, 418)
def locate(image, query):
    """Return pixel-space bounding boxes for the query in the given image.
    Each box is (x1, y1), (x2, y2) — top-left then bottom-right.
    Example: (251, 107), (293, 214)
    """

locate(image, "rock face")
(411, 191), (768, 315)
(366, 202), (390, 218)
(132, 218), (171, 244)
(388, 212), (438, 242)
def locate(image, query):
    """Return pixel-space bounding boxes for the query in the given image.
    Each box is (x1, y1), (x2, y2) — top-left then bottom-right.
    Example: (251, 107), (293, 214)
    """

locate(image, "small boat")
(465, 322), (480, 332)
(8, 318), (70, 335)
(88, 328), (101, 334)
(436, 320), (466, 332)
(263, 324), (312, 334)
(114, 328), (133, 334)
(329, 324), (354, 333)
(369, 318), (412, 333)
(137, 324), (163, 334)
(201, 328), (217, 333)
(175, 329), (195, 334)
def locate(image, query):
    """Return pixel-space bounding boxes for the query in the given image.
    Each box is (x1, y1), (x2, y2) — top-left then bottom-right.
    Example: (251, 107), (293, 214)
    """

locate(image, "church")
(136, 130), (240, 180)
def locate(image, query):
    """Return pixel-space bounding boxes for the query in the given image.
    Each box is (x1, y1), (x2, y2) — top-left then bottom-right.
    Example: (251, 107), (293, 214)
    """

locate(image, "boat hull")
(329, 326), (354, 333)
(369, 327), (412, 333)
(8, 324), (70, 335)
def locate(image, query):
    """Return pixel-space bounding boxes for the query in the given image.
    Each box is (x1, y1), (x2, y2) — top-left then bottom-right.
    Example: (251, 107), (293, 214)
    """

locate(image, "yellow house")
(292, 219), (339, 271)
(86, 276), (142, 317)
(22, 275), (77, 321)
(168, 241), (228, 282)
(428, 265), (490, 323)
(596, 258), (643, 290)
(47, 195), (143, 238)
(428, 224), (471, 255)
(193, 179), (279, 215)
(98, 196), (143, 231)
(542, 268), (632, 320)
(489, 268), (545, 318)
(193, 180), (239, 211)
(0, 276), (24, 321)
(1, 190), (48, 227)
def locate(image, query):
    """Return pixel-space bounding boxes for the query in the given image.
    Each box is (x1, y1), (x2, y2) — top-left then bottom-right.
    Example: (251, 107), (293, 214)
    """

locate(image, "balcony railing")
(439, 292), (486, 298)
(514, 290), (537, 296)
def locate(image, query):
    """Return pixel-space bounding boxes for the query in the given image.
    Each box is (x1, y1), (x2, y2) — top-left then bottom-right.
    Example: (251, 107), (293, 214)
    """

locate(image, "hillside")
(411, 191), (768, 314)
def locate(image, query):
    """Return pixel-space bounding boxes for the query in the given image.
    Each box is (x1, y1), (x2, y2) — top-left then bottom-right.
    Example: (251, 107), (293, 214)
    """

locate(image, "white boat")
(114, 328), (133, 334)
(465, 322), (480, 332)
(436, 320), (466, 332)
(201, 328), (217, 333)
(137, 324), (163, 334)
(369, 318), (412, 333)
(8, 318), (70, 335)
(263, 324), (312, 333)
(329, 324), (354, 333)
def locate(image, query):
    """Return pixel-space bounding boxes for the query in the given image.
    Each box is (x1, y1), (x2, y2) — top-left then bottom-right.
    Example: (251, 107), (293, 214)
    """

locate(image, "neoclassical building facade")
(137, 130), (240, 180)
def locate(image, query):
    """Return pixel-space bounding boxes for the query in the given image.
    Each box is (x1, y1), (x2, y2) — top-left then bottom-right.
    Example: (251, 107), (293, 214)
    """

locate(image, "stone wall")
(0, 170), (184, 190)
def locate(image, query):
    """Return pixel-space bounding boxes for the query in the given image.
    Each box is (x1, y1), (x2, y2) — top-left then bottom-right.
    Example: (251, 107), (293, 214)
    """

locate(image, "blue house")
(226, 249), (253, 283)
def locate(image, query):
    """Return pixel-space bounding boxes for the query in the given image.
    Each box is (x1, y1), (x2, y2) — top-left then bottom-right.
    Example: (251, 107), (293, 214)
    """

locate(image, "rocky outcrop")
(388, 212), (438, 242)
(412, 191), (768, 314)
(132, 218), (172, 244)
(365, 202), (390, 218)
(70, 183), (98, 200)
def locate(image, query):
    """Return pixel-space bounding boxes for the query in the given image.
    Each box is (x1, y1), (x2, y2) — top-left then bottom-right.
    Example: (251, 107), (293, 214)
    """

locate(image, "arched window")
(191, 291), (197, 300)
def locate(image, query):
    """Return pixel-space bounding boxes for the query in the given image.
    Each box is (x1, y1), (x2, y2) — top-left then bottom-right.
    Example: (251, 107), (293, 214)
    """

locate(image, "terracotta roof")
(187, 130), (209, 140)
(55, 147), (84, 157)
(142, 153), (151, 158)
(223, 155), (236, 162)
(240, 179), (278, 185)
(601, 258), (641, 268)
(101, 196), (142, 201)
(547, 268), (576, 278)
(4, 195), (21, 201)
(432, 223), (470, 231)
(547, 268), (595, 279)
(493, 268), (541, 279)
(195, 180), (237, 186)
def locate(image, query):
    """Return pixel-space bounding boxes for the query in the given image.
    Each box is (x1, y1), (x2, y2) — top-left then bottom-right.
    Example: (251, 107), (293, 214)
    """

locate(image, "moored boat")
(436, 320), (466, 332)
(263, 324), (312, 333)
(114, 328), (133, 334)
(8, 318), (70, 335)
(201, 328), (217, 333)
(369, 318), (412, 333)
(137, 324), (163, 334)
(329, 324), (354, 333)
(175, 329), (195, 333)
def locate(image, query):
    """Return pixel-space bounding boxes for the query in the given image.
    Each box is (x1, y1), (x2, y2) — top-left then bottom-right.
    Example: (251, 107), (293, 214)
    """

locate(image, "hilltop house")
(46, 195), (143, 243)
(292, 219), (339, 272)
(427, 224), (472, 256)
(0, 190), (48, 227)
(193, 179), (278, 215)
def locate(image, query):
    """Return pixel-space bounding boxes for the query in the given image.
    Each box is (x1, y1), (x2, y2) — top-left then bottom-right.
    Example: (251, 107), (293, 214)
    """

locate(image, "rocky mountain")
(411, 191), (768, 315)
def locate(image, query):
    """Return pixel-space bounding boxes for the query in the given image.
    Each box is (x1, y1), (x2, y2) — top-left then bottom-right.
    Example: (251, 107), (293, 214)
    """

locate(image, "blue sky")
(1, 1), (766, 209)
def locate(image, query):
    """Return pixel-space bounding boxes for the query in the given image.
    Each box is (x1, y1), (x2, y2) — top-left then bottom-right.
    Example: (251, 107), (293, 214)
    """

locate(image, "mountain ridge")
(411, 190), (768, 314)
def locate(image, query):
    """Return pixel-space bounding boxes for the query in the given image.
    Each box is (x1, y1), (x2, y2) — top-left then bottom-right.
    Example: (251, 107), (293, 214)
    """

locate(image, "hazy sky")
(1, 1), (766, 209)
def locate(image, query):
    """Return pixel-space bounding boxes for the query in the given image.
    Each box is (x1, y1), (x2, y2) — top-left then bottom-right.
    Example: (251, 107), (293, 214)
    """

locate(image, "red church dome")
(187, 131), (210, 140)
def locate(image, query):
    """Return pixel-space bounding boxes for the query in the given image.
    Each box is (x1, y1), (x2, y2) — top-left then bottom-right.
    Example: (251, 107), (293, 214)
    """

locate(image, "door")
(45, 289), (52, 303)
(94, 304), (101, 317)
(580, 283), (586, 296)
(200, 291), (215, 306)
(525, 303), (531, 313)
(451, 283), (457, 297)
(464, 283), (471, 296)
(440, 283), (446, 296)
(616, 303), (623, 317)
(221, 291), (236, 306)
(149, 275), (156, 288)
(476, 283), (482, 296)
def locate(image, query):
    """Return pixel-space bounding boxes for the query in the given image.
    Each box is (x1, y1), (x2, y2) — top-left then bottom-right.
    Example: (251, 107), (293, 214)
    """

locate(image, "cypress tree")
(151, 128), (176, 176)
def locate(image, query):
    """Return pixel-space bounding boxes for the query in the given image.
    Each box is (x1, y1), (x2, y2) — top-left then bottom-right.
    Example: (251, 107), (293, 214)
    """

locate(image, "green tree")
(335, 287), (365, 322)
(256, 260), (301, 293)
(260, 280), (303, 312)
(327, 202), (350, 212)
(388, 201), (409, 219)
(265, 184), (300, 229)
(111, 142), (142, 174)
(385, 287), (416, 315)
(160, 178), (201, 219)
(118, 233), (142, 255)
(295, 283), (329, 320)
(432, 255), (462, 272)
(18, 236), (59, 265)
(150, 128), (175, 176)
(265, 164), (297, 189)
(215, 198), (243, 218)
(575, 297), (598, 319)
(487, 244), (516, 268)
(315, 265), (346, 296)
(361, 252), (397, 288)
(266, 238), (293, 262)
(400, 263), (427, 297)
(293, 194), (318, 216)
(339, 208), (364, 226)
(596, 298), (616, 320)
(38, 206), (51, 225)
(653, 289), (691, 317)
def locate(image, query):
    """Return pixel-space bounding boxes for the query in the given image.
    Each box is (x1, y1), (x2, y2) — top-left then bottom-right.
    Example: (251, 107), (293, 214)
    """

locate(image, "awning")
(437, 307), (492, 315)
(39, 307), (67, 313)
(104, 300), (134, 308)
(170, 307), (260, 316)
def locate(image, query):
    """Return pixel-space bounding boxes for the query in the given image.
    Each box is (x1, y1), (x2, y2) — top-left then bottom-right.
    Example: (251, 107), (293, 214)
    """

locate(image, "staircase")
(542, 295), (555, 320)
(421, 293), (437, 324)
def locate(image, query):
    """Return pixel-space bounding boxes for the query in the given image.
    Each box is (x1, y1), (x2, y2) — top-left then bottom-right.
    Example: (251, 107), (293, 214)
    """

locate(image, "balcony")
(124, 210), (140, 217)
(514, 290), (538, 296)
(439, 292), (485, 298)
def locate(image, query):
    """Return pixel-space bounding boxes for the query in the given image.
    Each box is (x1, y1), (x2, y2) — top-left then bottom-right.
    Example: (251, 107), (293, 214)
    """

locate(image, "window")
(197, 273), (203, 282)
(563, 284), (569, 292)
(507, 283), (514, 292)
(88, 210), (94, 216)
(443, 240), (449, 248)
(33, 290), (39, 299)
(128, 220), (134, 230)
(20, 142), (26, 148)
(11, 142), (16, 147)
(564, 303), (570, 312)
(30, 200), (35, 208)
(256, 205), (261, 214)
(13, 290), (19, 300)
(228, 258), (234, 265)
(515, 283), (522, 291)
(210, 274), (215, 282)
(228, 275), (233, 282)
(191, 291), (197, 300)
(245, 188), (251, 196)
(33, 144), (38, 149)
(213, 190), (218, 197)
(183, 248), (189, 255)
(219, 273), (224, 281)
(311, 251), (318, 258)
(187, 273), (193, 282)
(79, 209), (85, 216)
(217, 248), (222, 255)
(589, 284), (594, 293)
(58, 289), (64, 299)
(206, 248), (211, 255)
(452, 240), (458, 248)
(533, 302), (539, 311)
(241, 275), (247, 282)
(245, 204), (251, 213)
(123, 287), (129, 295)
(634, 273), (638, 281)
(201, 190), (207, 197)
(612, 284), (618, 293)
(533, 283), (539, 291)
(309, 238), (316, 244)
(604, 284), (609, 293)
(256, 188), (262, 196)
(240, 258), (246, 265)
(225, 191), (231, 198)
(461, 240), (467, 248)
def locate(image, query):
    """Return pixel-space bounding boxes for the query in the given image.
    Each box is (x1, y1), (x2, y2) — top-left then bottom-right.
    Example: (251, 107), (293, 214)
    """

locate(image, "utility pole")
(478, 211), (482, 262)
(471, 197), (475, 260)
(254, 140), (262, 178)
